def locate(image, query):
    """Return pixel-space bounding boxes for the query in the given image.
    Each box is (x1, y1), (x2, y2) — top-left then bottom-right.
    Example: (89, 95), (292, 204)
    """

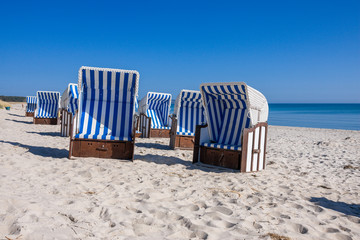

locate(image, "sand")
(0, 104), (359, 240)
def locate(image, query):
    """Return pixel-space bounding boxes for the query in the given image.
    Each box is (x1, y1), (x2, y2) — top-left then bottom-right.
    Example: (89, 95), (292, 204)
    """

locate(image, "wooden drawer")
(71, 139), (133, 160)
(200, 146), (241, 170)
(150, 129), (170, 138)
(34, 117), (58, 125)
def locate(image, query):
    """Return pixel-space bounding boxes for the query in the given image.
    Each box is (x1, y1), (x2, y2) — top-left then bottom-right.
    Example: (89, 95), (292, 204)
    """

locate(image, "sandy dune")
(0, 104), (359, 240)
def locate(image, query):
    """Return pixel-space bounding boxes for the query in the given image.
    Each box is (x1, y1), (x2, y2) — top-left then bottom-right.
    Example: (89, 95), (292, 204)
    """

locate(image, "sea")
(170, 103), (360, 131)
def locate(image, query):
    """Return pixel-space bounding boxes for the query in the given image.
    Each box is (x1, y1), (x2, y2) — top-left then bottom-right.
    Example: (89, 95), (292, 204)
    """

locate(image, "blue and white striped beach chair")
(139, 92), (172, 138)
(169, 90), (206, 149)
(134, 96), (142, 138)
(193, 82), (269, 172)
(60, 83), (79, 137)
(34, 91), (60, 125)
(25, 96), (37, 117)
(69, 66), (139, 160)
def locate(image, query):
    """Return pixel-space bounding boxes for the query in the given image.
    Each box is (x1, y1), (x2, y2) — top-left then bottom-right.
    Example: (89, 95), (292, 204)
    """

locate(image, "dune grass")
(0, 100), (11, 109)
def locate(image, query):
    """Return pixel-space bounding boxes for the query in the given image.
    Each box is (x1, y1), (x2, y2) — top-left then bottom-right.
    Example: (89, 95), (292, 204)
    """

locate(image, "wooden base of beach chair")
(33, 117), (58, 125)
(150, 129), (170, 138)
(193, 122), (268, 172)
(170, 135), (195, 150)
(60, 109), (73, 137)
(134, 115), (142, 138)
(25, 112), (34, 117)
(200, 146), (242, 170)
(139, 113), (170, 138)
(69, 139), (134, 160)
(139, 113), (150, 138)
(169, 116), (194, 149)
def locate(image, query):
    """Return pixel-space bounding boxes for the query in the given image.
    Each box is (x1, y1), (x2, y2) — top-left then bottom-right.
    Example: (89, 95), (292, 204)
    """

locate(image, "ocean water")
(268, 104), (360, 130)
(170, 103), (360, 130)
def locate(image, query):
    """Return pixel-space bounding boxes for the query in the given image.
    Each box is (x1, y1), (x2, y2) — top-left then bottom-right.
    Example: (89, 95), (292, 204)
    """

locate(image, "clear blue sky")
(1, 0), (359, 103)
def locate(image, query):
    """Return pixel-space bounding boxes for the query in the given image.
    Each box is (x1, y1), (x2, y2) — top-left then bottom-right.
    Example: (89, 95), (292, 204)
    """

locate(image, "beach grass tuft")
(344, 165), (360, 170)
(266, 233), (291, 240)
(0, 100), (11, 109)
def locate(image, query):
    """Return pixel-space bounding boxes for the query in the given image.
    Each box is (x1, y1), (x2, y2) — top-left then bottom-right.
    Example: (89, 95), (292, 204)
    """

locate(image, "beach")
(0, 104), (359, 240)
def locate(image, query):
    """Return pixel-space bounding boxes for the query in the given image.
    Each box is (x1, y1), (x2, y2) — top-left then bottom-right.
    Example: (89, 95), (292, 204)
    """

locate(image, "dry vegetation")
(0, 100), (11, 109)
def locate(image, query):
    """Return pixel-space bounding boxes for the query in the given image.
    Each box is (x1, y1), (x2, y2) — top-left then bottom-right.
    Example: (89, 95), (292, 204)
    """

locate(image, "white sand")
(0, 104), (359, 240)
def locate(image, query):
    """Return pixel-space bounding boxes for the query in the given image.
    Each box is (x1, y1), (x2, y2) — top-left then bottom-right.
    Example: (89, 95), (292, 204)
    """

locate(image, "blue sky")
(1, 0), (359, 103)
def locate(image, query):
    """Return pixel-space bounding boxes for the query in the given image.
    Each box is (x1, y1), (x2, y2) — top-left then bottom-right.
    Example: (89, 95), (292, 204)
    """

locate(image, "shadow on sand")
(310, 197), (360, 218)
(5, 119), (33, 124)
(135, 142), (172, 150)
(8, 113), (25, 118)
(134, 153), (237, 173)
(0, 140), (68, 159)
(27, 131), (61, 137)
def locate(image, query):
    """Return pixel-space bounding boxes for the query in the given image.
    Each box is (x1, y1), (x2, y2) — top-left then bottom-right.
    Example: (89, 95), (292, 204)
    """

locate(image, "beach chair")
(134, 97), (142, 138)
(139, 92), (172, 138)
(60, 83), (79, 137)
(34, 91), (60, 125)
(169, 90), (206, 149)
(193, 82), (269, 172)
(25, 96), (37, 117)
(69, 66), (139, 160)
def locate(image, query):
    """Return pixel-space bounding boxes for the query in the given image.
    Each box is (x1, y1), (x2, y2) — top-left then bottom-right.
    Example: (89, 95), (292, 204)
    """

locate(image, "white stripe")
(99, 71), (107, 137)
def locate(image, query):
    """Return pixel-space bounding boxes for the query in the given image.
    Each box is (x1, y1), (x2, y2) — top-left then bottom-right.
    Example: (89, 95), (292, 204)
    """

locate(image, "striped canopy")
(200, 82), (268, 149)
(75, 66), (139, 141)
(26, 96), (37, 113)
(174, 90), (206, 136)
(61, 83), (79, 115)
(139, 92), (172, 129)
(135, 96), (139, 113)
(35, 91), (60, 118)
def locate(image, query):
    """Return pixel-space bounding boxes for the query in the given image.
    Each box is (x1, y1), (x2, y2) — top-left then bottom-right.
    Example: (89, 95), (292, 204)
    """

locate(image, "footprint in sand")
(77, 170), (92, 178)
(293, 223), (308, 234)
(211, 206), (233, 216)
(326, 228), (340, 233)
(206, 220), (236, 228)
(246, 195), (261, 206)
(132, 223), (155, 236)
(253, 222), (262, 229)
(9, 221), (21, 235)
(334, 233), (353, 240)
(309, 205), (324, 213)
(194, 201), (207, 209)
(168, 213), (183, 221)
(346, 215), (360, 224)
(280, 214), (291, 219)
(99, 207), (111, 221)
(187, 204), (200, 211)
(190, 230), (208, 239)
(292, 203), (304, 209)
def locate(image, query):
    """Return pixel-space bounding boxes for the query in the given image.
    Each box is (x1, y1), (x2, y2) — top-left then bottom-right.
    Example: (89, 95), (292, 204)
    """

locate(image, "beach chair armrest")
(192, 124), (208, 163)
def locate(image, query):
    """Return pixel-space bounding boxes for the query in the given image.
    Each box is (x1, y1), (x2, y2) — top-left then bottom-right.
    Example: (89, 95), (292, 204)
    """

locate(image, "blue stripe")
(94, 71), (103, 137)
(102, 71), (112, 138)
(111, 72), (120, 137)
(79, 69), (87, 134)
(232, 108), (243, 145)
(85, 70), (96, 138)
(119, 72), (129, 138)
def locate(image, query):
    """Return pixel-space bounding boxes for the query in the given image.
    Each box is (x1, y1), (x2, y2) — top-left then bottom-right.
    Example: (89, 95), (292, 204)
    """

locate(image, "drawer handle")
(96, 146), (108, 151)
(218, 153), (224, 162)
